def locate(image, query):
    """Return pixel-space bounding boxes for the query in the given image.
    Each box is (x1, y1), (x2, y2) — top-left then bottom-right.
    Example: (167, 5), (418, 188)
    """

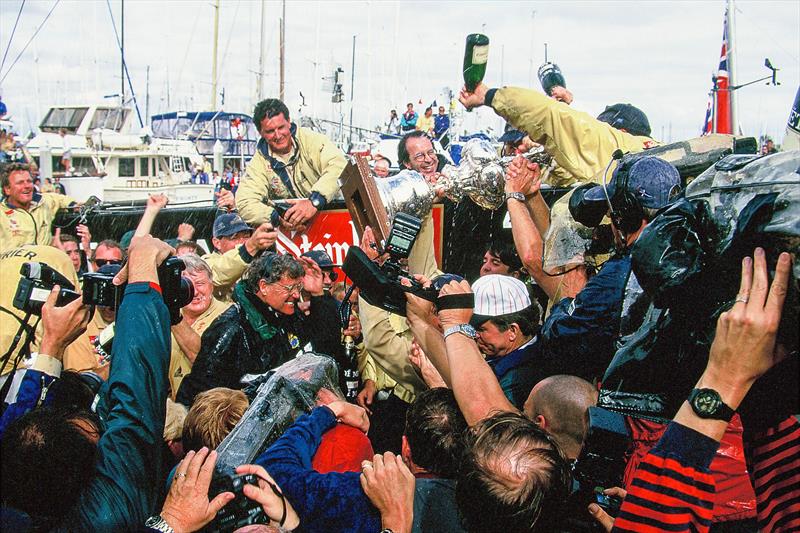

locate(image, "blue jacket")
(258, 406), (382, 533)
(540, 254), (634, 381)
(0, 358), (59, 438)
(257, 407), (465, 533)
(400, 111), (418, 130)
(434, 114), (450, 139)
(486, 339), (539, 409)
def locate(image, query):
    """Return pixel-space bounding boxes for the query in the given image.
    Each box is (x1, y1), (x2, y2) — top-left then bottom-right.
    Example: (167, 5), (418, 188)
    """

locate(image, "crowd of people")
(0, 79), (797, 533)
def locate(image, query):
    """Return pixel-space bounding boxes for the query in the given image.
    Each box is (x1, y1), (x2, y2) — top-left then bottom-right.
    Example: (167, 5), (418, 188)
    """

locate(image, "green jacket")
(488, 87), (658, 186)
(236, 125), (347, 226)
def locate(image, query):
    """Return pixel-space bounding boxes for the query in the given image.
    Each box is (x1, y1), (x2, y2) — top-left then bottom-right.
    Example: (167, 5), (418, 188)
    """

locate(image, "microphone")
(612, 149), (624, 160)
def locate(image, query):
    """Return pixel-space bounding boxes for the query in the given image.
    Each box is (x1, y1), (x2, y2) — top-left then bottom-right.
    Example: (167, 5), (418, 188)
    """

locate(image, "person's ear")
(535, 414), (547, 429)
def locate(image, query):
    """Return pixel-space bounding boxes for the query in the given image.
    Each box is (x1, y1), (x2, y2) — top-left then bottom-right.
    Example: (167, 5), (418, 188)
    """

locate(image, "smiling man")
(235, 98), (346, 233)
(175, 252), (344, 406)
(1, 162), (79, 251)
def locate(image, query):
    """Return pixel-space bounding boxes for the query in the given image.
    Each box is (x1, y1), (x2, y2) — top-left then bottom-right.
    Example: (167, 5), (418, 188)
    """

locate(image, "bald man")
(523, 374), (598, 460)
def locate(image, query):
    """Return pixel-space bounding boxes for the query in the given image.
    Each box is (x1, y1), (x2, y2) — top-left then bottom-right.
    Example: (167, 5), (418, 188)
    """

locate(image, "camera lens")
(177, 277), (195, 308)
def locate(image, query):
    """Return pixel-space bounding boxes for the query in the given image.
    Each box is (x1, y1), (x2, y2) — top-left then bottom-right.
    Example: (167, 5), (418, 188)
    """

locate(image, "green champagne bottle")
(463, 33), (490, 92)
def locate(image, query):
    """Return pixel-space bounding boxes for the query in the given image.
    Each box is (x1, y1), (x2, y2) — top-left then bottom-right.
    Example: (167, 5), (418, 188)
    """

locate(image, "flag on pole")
(702, 7), (732, 135)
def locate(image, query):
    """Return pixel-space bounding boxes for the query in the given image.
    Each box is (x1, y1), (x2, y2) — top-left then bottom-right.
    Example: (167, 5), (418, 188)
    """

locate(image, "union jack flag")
(702, 8), (732, 135)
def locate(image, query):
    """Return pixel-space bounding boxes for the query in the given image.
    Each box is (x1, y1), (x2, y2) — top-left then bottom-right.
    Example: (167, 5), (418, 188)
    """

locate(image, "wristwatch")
(443, 323), (478, 340)
(144, 515), (174, 533)
(308, 191), (326, 210)
(505, 191), (526, 203)
(687, 388), (735, 421)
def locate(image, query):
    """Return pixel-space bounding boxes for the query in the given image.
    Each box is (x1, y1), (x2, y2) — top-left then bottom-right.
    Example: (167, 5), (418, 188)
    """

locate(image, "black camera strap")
(0, 311), (37, 412)
(435, 293), (475, 310)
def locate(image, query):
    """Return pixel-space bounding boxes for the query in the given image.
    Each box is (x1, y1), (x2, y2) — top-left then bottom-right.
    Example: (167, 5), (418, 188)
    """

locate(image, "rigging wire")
(104, 0), (144, 127)
(0, 0), (26, 76)
(0, 0), (58, 85)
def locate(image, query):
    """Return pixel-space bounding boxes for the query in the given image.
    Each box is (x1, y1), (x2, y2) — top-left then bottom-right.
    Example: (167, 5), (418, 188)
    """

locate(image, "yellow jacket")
(489, 87), (658, 186)
(202, 246), (253, 302)
(235, 126), (347, 226)
(416, 114), (434, 134)
(1, 192), (76, 251)
(63, 311), (113, 380)
(0, 245), (79, 375)
(168, 297), (231, 399)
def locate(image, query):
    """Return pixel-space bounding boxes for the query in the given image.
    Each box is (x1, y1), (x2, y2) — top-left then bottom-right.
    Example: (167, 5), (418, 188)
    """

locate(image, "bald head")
(524, 375), (598, 460)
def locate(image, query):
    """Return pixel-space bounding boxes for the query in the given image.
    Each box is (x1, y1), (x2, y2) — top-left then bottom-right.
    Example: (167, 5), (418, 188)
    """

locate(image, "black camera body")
(82, 256), (194, 325)
(562, 406), (630, 530)
(13, 262), (81, 315)
(343, 213), (438, 315)
(208, 474), (267, 532)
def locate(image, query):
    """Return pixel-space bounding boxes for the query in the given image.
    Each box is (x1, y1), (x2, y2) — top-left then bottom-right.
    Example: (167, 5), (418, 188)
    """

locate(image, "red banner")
(275, 205), (444, 277)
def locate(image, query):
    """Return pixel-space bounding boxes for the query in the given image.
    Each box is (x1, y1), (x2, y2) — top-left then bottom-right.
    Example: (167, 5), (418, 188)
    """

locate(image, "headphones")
(602, 150), (644, 236)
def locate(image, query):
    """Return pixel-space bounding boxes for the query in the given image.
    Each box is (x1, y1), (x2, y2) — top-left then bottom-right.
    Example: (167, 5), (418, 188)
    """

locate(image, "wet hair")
(398, 130), (430, 168)
(59, 233), (79, 246)
(176, 240), (205, 256)
(1, 162), (32, 190)
(404, 388), (467, 478)
(182, 387), (249, 451)
(91, 239), (125, 262)
(489, 306), (539, 338)
(253, 98), (290, 129)
(243, 252), (304, 294)
(179, 253), (213, 280)
(457, 412), (571, 533)
(487, 240), (523, 274)
(1, 407), (100, 521)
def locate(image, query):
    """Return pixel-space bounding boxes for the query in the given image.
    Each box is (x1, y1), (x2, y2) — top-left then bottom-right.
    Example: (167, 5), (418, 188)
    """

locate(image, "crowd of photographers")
(0, 84), (797, 533)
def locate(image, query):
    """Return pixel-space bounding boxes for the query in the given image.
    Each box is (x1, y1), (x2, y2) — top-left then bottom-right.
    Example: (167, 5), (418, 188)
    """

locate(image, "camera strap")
(436, 293), (475, 310)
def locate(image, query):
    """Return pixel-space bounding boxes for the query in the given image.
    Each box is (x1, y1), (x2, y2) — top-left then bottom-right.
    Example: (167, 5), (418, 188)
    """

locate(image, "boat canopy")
(150, 111), (258, 158)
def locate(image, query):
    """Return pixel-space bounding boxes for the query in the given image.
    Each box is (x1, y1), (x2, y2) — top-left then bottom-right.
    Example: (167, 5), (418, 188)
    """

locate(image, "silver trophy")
(438, 138), (553, 209)
(372, 139), (554, 223)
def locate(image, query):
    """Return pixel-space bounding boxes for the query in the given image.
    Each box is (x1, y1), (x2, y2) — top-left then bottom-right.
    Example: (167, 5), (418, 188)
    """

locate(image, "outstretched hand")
(703, 248), (792, 405)
(160, 448), (234, 533)
(505, 156), (541, 196)
(360, 452), (415, 533)
(459, 83), (489, 110)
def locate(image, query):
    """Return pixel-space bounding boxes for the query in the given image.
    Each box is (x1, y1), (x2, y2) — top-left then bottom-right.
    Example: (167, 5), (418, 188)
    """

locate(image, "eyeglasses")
(412, 150), (437, 163)
(323, 269), (338, 282)
(274, 281), (304, 294)
(94, 259), (122, 267)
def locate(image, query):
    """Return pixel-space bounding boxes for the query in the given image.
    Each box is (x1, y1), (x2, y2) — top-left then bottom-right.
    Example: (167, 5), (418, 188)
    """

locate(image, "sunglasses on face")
(94, 259), (122, 267)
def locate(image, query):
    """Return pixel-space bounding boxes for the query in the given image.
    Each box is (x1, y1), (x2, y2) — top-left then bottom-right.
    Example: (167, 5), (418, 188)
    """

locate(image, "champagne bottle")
(463, 33), (490, 92)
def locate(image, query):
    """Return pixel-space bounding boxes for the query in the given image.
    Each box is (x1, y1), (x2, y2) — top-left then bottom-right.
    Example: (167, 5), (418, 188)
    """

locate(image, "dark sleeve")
(540, 259), (629, 380)
(305, 295), (346, 360)
(612, 422), (718, 533)
(256, 407), (381, 533)
(176, 311), (242, 406)
(60, 283), (171, 532)
(0, 369), (56, 438)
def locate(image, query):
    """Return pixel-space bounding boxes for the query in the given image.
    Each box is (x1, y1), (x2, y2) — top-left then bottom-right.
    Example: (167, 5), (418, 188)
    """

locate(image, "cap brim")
(582, 184), (611, 203)
(470, 314), (491, 328)
(498, 132), (525, 143)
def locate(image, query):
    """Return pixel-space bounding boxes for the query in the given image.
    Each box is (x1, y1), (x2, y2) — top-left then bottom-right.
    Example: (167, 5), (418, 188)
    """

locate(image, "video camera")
(342, 213), (439, 315)
(562, 407), (630, 531)
(208, 474), (268, 532)
(13, 262), (81, 315)
(82, 256), (194, 325)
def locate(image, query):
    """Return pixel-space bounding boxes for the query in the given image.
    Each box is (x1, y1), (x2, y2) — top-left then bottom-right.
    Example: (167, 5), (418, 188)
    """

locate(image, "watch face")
(463, 324), (477, 338)
(693, 389), (722, 416)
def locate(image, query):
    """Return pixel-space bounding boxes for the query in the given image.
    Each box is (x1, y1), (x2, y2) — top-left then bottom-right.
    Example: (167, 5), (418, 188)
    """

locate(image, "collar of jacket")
(234, 281), (281, 341)
(3, 191), (42, 210)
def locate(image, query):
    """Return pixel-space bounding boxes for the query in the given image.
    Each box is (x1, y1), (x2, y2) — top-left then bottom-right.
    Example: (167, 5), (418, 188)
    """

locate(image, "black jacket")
(176, 288), (345, 406)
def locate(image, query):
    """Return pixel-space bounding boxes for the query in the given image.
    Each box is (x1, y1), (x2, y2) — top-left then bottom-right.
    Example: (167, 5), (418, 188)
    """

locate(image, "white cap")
(471, 275), (531, 325)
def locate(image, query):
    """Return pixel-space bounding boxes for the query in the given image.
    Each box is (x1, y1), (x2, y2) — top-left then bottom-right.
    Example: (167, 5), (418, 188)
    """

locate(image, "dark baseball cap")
(498, 123), (525, 144)
(213, 213), (252, 239)
(302, 249), (337, 269)
(597, 103), (651, 137)
(583, 156), (680, 210)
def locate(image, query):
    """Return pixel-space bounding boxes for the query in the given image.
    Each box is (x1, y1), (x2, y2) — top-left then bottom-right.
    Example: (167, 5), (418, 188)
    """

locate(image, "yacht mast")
(727, 0), (739, 133)
(120, 0), (125, 105)
(256, 0), (266, 101)
(211, 0), (220, 110)
(279, 0), (286, 101)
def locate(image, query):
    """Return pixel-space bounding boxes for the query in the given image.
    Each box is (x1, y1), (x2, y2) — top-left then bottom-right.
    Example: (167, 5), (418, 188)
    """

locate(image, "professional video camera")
(13, 262), (81, 315)
(82, 256), (194, 325)
(561, 406), (629, 532)
(208, 474), (268, 532)
(342, 212), (439, 315)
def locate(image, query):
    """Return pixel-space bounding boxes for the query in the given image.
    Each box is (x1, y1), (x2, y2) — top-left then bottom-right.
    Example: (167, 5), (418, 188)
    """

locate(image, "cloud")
(0, 0), (797, 144)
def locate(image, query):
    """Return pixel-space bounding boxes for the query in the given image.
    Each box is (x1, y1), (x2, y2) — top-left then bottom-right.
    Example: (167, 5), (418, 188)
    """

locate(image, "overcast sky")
(0, 0), (797, 144)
